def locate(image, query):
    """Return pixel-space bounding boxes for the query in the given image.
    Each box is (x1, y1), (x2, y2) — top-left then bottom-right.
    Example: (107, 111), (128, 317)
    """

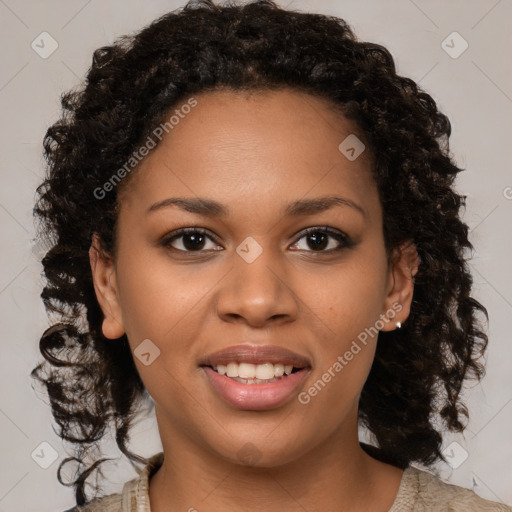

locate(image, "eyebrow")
(147, 195), (366, 218)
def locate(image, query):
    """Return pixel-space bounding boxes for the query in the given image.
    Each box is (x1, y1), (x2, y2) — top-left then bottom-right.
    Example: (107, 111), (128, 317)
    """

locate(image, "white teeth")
(239, 362), (257, 379)
(255, 363), (274, 380)
(274, 364), (285, 377)
(226, 362), (238, 378)
(213, 362), (297, 379)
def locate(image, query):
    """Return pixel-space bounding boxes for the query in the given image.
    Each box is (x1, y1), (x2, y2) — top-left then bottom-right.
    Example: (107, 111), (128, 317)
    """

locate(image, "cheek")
(301, 253), (387, 395)
(114, 249), (222, 398)
(299, 287), (381, 422)
(310, 255), (388, 335)
(115, 247), (208, 340)
(114, 255), (206, 411)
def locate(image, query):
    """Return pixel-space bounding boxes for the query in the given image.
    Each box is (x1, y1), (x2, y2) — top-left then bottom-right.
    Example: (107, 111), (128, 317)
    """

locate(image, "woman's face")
(91, 88), (416, 467)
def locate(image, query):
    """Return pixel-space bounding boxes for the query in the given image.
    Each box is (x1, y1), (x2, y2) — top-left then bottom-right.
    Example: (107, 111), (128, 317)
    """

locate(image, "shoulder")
(394, 466), (512, 512)
(60, 492), (123, 512)
(59, 451), (164, 512)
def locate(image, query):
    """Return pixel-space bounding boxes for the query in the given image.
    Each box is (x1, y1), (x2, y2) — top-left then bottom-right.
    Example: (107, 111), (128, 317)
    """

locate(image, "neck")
(148, 406), (403, 512)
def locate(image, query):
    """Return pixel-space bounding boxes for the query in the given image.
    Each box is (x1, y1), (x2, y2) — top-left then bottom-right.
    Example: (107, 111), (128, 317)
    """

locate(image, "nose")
(215, 242), (299, 327)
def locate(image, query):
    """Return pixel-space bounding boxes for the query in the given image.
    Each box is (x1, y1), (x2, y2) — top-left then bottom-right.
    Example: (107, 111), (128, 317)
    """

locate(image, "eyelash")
(160, 226), (353, 255)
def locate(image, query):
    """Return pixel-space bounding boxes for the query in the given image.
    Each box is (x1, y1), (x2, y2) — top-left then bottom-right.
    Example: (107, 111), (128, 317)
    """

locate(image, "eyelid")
(290, 226), (353, 252)
(297, 225), (350, 243)
(160, 225), (353, 253)
(160, 227), (221, 251)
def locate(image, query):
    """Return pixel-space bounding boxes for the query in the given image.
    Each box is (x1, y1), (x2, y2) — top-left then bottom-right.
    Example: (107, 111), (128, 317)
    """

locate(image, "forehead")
(119, 88), (379, 223)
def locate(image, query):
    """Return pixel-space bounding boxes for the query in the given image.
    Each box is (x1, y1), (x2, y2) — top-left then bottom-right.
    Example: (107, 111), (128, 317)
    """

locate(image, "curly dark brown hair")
(31, 0), (489, 506)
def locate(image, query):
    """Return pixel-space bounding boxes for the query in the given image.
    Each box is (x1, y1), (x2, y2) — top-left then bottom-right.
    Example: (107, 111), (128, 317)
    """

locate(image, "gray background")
(0, 0), (511, 510)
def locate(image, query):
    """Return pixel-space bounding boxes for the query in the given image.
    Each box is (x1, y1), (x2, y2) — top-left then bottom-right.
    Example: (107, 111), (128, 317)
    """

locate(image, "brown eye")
(290, 227), (352, 253)
(162, 228), (221, 252)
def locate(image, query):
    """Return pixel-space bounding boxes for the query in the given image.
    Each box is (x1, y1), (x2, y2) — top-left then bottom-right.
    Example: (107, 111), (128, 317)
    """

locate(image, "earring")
(396, 321), (402, 329)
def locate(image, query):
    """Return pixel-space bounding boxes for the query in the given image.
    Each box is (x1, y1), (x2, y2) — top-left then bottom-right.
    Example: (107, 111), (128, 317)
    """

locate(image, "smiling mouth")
(198, 345), (311, 408)
(201, 362), (305, 384)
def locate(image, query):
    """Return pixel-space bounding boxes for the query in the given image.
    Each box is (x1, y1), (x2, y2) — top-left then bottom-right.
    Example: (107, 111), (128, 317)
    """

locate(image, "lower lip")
(201, 366), (310, 410)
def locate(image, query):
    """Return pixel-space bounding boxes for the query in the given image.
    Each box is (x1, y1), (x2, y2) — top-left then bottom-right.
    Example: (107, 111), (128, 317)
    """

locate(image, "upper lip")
(199, 344), (311, 368)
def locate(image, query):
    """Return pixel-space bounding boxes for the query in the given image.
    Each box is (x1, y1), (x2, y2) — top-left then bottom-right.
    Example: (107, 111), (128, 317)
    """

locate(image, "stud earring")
(396, 321), (402, 329)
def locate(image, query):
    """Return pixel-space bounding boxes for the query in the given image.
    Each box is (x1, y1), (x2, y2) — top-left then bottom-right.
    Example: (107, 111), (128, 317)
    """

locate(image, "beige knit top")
(63, 451), (512, 512)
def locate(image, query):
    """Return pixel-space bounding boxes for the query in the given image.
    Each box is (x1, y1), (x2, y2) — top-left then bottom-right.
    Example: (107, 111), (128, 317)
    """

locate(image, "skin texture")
(89, 89), (419, 511)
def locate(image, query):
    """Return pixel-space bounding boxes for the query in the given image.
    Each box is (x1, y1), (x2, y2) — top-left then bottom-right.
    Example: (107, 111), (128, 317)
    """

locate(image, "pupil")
(184, 233), (205, 250)
(181, 232), (329, 251)
(308, 232), (327, 250)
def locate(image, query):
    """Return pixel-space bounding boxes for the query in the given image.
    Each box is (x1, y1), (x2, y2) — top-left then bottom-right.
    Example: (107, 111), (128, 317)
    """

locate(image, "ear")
(380, 240), (420, 332)
(89, 233), (125, 339)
